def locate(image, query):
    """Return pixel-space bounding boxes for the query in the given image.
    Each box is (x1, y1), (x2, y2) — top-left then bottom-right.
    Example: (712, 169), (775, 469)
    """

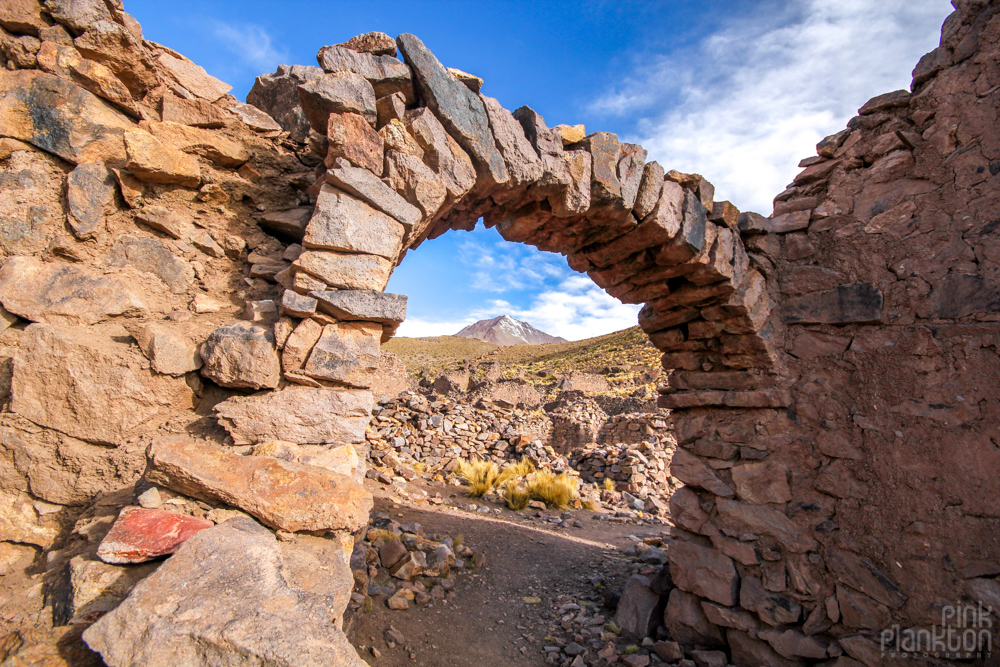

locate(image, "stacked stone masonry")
(0, 0), (996, 664)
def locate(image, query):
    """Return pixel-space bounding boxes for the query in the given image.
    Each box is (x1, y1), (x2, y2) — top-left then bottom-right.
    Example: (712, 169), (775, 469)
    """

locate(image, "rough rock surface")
(11, 324), (195, 446)
(214, 386), (373, 445)
(0, 256), (147, 326)
(96, 506), (213, 564)
(83, 517), (365, 666)
(144, 439), (373, 533)
(199, 322), (281, 390)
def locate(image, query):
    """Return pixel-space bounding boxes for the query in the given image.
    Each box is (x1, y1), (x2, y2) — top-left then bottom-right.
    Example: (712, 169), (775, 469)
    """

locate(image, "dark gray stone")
(247, 64), (323, 143)
(311, 290), (407, 325)
(297, 72), (376, 133)
(396, 33), (508, 192)
(781, 283), (883, 324)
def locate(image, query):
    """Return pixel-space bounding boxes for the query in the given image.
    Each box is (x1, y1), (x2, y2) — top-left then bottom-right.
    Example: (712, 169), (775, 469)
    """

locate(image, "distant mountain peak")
(454, 315), (567, 346)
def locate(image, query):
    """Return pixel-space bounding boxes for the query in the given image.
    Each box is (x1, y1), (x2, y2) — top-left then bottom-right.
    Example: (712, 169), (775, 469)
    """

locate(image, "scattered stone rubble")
(0, 0), (996, 664)
(349, 513), (480, 617)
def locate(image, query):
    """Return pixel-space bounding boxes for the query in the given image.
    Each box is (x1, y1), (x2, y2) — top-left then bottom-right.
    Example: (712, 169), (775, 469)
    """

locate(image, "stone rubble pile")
(367, 390), (553, 467)
(349, 513), (481, 617)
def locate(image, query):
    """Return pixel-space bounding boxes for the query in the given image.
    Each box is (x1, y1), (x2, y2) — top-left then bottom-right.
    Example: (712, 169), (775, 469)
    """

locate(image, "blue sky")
(127, 0), (952, 339)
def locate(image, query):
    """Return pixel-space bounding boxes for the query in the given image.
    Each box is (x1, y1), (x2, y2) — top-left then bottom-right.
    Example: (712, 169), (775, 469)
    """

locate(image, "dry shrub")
(456, 458), (499, 497)
(496, 458), (535, 487)
(503, 482), (530, 511)
(526, 470), (579, 509)
(602, 477), (616, 491)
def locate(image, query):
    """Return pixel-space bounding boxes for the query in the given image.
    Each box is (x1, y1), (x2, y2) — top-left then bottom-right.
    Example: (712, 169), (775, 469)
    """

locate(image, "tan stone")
(123, 128), (201, 187)
(82, 518), (366, 666)
(0, 69), (132, 165)
(144, 439), (372, 533)
(35, 42), (138, 116)
(139, 120), (248, 167)
(554, 123), (585, 145)
(303, 322), (382, 388)
(303, 185), (405, 260)
(199, 322), (281, 390)
(131, 322), (202, 376)
(156, 51), (232, 102)
(293, 250), (394, 291)
(214, 386), (373, 445)
(0, 490), (61, 548)
(384, 149), (447, 218)
(0, 0), (48, 35)
(69, 556), (156, 623)
(11, 324), (195, 446)
(299, 444), (362, 480)
(282, 317), (324, 373)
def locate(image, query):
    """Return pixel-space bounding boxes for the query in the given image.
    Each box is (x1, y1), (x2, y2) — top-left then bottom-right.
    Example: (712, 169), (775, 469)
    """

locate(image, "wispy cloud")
(592, 0), (953, 213)
(209, 21), (288, 72)
(470, 276), (642, 341)
(456, 236), (567, 293)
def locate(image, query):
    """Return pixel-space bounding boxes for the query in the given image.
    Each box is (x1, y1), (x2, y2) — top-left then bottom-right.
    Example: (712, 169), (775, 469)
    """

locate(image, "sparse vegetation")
(456, 459), (500, 497)
(524, 470), (579, 510)
(384, 326), (661, 396)
(502, 481), (530, 510)
(602, 478), (616, 491)
(455, 456), (580, 510)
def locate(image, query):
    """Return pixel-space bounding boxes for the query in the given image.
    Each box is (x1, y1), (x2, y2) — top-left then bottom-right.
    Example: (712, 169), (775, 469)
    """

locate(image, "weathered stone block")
(144, 439), (372, 533)
(668, 541), (739, 606)
(215, 385), (372, 445)
(781, 283), (883, 324)
(303, 184), (405, 260)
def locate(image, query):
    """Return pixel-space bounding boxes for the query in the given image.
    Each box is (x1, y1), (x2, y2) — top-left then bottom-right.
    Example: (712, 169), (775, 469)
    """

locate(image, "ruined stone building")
(0, 0), (997, 663)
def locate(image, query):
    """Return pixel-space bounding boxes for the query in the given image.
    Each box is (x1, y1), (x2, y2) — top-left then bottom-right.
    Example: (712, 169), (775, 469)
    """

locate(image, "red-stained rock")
(97, 506), (213, 564)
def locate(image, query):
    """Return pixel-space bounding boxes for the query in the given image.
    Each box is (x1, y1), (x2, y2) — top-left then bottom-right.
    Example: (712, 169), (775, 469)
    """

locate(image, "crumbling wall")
(656, 1), (1000, 662)
(0, 0), (996, 662)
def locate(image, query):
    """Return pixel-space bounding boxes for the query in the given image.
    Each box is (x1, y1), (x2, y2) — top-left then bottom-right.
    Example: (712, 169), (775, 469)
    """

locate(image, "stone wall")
(655, 1), (1000, 663)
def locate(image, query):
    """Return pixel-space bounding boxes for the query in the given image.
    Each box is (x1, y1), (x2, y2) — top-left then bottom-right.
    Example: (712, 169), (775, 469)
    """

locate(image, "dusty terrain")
(347, 482), (663, 667)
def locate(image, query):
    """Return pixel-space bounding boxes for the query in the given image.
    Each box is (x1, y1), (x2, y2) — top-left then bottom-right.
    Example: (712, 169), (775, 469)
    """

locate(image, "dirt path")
(345, 482), (668, 666)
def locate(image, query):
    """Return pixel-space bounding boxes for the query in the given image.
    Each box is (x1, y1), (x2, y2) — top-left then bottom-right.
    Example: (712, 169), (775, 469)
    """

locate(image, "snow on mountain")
(454, 315), (567, 346)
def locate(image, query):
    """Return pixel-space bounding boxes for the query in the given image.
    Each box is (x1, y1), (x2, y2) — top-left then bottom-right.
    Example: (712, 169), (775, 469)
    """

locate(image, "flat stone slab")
(144, 438), (372, 533)
(83, 517), (366, 667)
(97, 506), (213, 564)
(396, 33), (508, 191)
(0, 256), (147, 326)
(214, 385), (373, 446)
(311, 290), (407, 325)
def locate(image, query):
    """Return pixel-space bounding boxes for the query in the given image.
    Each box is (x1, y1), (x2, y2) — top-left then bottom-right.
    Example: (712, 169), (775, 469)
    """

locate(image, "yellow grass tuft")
(602, 477), (616, 491)
(526, 470), (580, 510)
(503, 481), (530, 511)
(581, 500), (597, 511)
(456, 458), (499, 497)
(496, 458), (536, 486)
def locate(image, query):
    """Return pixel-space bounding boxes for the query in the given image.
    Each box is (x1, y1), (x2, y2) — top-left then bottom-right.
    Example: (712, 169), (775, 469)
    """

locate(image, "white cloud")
(593, 0), (953, 213)
(456, 235), (567, 293)
(395, 317), (477, 338)
(471, 276), (642, 342)
(210, 21), (287, 72)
